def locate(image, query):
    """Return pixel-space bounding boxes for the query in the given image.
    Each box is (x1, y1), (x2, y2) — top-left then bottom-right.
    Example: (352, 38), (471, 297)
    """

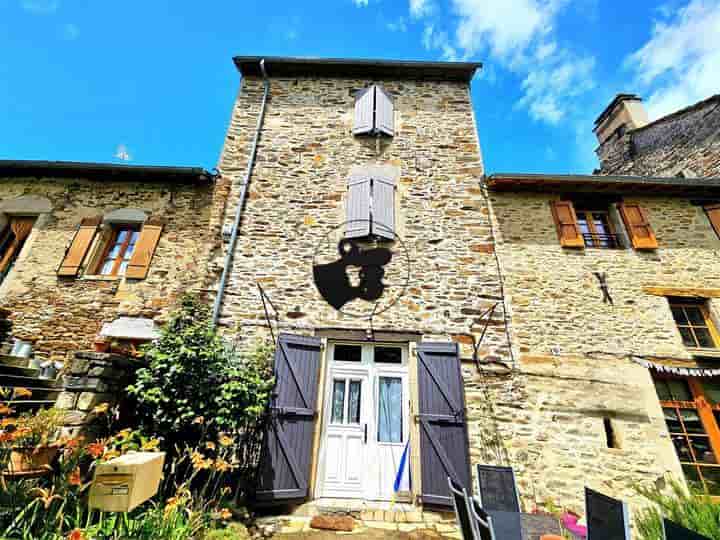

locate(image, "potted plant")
(5, 407), (66, 474)
(94, 336), (110, 353)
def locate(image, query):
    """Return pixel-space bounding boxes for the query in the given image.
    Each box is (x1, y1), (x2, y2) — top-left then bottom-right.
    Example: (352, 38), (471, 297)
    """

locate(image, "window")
(95, 226), (140, 277)
(704, 204), (720, 240)
(353, 84), (394, 137)
(654, 376), (720, 495)
(334, 345), (362, 363)
(0, 217), (36, 284)
(669, 299), (719, 349)
(345, 169), (396, 240)
(378, 376), (402, 443)
(330, 378), (362, 425)
(575, 206), (619, 248)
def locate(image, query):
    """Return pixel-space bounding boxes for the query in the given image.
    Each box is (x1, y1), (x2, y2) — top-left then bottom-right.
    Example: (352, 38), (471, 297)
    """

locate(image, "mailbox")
(89, 452), (165, 512)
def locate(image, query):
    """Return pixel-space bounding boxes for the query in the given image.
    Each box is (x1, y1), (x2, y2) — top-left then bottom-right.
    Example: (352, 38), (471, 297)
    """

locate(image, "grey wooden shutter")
(375, 85), (395, 136)
(417, 342), (471, 508)
(256, 334), (322, 503)
(346, 171), (371, 238)
(353, 86), (374, 135)
(371, 172), (395, 240)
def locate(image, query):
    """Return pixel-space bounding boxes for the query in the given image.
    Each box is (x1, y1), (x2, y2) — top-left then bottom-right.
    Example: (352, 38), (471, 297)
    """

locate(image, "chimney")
(593, 94), (648, 146)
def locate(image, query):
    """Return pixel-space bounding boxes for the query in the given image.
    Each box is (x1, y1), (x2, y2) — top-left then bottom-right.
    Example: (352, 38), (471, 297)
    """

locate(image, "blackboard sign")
(663, 519), (711, 540)
(585, 488), (630, 540)
(476, 465), (521, 512)
(488, 510), (523, 540)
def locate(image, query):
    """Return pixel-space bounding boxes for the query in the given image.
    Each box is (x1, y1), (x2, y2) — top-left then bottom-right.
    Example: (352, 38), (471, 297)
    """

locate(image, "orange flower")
(218, 434), (234, 447)
(14, 387), (32, 398)
(0, 405), (13, 416)
(67, 529), (85, 540)
(193, 416), (205, 424)
(86, 441), (105, 459)
(141, 438), (160, 451)
(68, 467), (81, 486)
(219, 508), (232, 520)
(0, 431), (14, 443)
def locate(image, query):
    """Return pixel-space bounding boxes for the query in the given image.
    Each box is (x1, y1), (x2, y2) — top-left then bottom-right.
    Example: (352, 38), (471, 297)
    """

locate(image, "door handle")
(363, 423), (368, 444)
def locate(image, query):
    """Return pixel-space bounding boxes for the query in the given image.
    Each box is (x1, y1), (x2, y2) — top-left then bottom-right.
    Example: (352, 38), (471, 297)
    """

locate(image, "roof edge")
(486, 172), (720, 191)
(0, 160), (214, 183)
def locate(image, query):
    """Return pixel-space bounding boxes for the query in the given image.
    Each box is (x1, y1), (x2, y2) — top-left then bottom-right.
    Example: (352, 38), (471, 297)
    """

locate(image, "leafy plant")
(2, 407), (66, 449)
(127, 295), (274, 447)
(635, 478), (720, 540)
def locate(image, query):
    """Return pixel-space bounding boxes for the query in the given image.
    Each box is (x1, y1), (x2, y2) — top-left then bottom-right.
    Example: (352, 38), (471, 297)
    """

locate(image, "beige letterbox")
(89, 452), (165, 512)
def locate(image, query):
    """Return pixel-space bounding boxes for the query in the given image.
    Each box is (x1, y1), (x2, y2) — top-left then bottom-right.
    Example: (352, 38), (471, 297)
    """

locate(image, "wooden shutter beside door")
(125, 218), (163, 279)
(619, 202), (658, 250)
(704, 204), (720, 239)
(417, 342), (472, 508)
(57, 216), (101, 277)
(372, 172), (396, 240)
(256, 333), (322, 503)
(550, 201), (584, 248)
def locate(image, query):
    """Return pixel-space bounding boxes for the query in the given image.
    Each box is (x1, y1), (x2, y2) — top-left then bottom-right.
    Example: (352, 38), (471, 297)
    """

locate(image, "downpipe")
(211, 59), (269, 327)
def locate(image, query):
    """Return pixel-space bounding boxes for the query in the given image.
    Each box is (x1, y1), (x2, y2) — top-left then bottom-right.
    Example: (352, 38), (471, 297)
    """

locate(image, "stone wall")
(483, 187), (720, 512)
(597, 95), (720, 177)
(213, 75), (509, 362)
(0, 176), (215, 358)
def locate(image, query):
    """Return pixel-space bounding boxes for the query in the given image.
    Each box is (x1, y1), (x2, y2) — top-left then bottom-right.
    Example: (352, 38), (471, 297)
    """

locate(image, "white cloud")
(387, 17), (408, 32)
(410, 0), (434, 18)
(62, 23), (79, 40)
(414, 0), (595, 125)
(352, 0), (369, 6)
(114, 144), (132, 162)
(422, 24), (457, 61)
(21, 0), (58, 14)
(626, 0), (720, 120)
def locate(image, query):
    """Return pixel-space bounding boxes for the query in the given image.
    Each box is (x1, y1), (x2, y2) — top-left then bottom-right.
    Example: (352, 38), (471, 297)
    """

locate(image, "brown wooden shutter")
(57, 216), (101, 277)
(125, 218), (163, 279)
(619, 202), (658, 250)
(550, 201), (584, 248)
(704, 204), (720, 239)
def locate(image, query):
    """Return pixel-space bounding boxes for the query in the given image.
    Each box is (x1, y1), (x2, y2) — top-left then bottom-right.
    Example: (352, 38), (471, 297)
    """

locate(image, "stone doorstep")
(289, 499), (445, 524)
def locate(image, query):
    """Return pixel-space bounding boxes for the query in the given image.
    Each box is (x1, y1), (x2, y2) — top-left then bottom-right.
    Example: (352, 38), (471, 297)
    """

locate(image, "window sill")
(688, 348), (720, 359)
(78, 274), (121, 282)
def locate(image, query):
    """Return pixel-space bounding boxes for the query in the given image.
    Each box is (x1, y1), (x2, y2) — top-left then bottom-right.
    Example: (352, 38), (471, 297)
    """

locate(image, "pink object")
(562, 512), (588, 538)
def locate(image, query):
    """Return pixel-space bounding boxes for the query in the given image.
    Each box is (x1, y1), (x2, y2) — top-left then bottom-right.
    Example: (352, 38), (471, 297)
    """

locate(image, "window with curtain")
(669, 299), (719, 349)
(0, 216), (36, 283)
(378, 376), (402, 443)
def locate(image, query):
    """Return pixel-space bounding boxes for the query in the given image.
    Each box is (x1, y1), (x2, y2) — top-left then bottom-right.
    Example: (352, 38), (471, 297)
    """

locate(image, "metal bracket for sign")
(257, 282), (280, 345)
(456, 302), (499, 371)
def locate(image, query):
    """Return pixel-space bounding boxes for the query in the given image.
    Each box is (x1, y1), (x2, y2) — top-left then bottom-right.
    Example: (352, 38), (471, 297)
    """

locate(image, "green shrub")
(203, 523), (249, 540)
(127, 295), (274, 447)
(635, 479), (720, 540)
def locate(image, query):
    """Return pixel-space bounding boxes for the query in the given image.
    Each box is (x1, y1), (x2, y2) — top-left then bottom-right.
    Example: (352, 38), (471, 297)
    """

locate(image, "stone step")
(1, 387), (60, 401)
(0, 355), (32, 369)
(0, 374), (61, 389)
(0, 400), (56, 413)
(0, 364), (40, 378)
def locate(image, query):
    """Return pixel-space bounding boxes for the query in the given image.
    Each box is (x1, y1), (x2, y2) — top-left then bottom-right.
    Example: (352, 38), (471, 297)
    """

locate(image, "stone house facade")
(483, 93), (720, 516)
(211, 57), (514, 514)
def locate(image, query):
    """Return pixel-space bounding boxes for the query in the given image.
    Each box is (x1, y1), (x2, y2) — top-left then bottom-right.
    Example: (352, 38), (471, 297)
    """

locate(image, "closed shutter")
(550, 201), (584, 248)
(353, 86), (374, 135)
(375, 85), (395, 137)
(417, 342), (471, 507)
(256, 333), (322, 503)
(125, 218), (163, 279)
(57, 216), (101, 277)
(346, 171), (371, 238)
(619, 202), (658, 250)
(704, 204), (720, 239)
(372, 172), (395, 240)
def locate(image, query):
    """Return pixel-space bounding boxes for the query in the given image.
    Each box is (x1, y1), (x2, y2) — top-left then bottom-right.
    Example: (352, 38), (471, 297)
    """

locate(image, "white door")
(318, 343), (409, 501)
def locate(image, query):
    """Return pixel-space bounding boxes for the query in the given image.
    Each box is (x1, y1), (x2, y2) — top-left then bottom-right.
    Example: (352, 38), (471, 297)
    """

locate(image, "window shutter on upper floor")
(346, 172), (372, 238)
(704, 204), (720, 239)
(550, 201), (584, 248)
(125, 218), (163, 279)
(374, 85), (395, 137)
(353, 87), (374, 135)
(619, 202), (658, 250)
(372, 171), (396, 239)
(57, 216), (101, 277)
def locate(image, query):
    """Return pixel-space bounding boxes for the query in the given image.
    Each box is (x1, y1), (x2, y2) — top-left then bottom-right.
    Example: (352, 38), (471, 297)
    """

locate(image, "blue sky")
(1, 0), (718, 174)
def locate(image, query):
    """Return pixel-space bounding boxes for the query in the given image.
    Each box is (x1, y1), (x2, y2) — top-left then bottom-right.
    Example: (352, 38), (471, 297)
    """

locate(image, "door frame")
(315, 341), (410, 501)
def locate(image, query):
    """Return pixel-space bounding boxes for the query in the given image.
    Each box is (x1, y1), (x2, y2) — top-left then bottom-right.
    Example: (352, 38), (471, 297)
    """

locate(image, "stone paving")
(260, 516), (460, 539)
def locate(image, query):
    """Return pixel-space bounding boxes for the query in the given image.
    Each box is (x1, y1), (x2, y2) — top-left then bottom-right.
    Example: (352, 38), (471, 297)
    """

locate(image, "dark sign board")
(476, 465), (521, 512)
(585, 487), (630, 540)
(663, 519), (711, 540)
(488, 510), (523, 540)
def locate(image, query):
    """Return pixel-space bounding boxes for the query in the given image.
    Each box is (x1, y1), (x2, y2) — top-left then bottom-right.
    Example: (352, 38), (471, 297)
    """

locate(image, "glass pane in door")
(331, 380), (346, 424)
(348, 381), (362, 424)
(378, 377), (402, 443)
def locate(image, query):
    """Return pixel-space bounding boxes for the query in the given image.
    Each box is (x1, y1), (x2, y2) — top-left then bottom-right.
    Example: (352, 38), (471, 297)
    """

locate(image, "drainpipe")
(211, 59), (269, 327)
